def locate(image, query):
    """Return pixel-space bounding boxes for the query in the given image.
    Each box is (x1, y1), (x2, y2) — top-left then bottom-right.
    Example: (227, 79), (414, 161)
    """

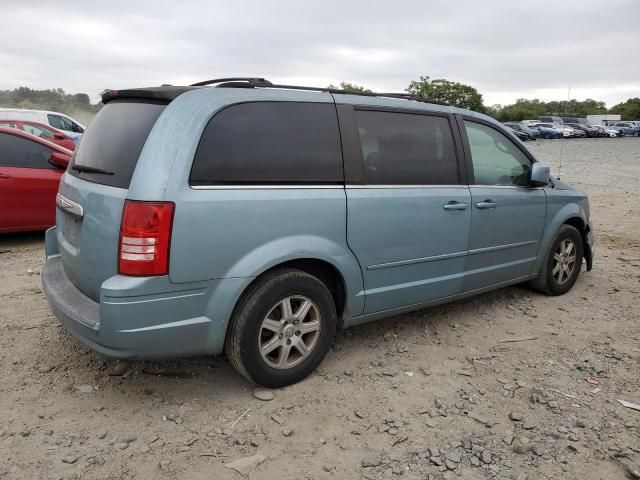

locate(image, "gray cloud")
(2, 0), (639, 107)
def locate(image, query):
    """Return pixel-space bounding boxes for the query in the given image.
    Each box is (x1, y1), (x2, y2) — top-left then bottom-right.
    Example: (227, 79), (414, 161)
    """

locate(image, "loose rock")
(252, 388), (275, 401)
(361, 453), (381, 468)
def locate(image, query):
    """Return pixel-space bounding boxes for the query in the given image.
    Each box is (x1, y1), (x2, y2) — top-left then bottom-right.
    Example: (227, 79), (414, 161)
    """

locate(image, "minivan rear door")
(56, 100), (167, 300)
(337, 103), (471, 314)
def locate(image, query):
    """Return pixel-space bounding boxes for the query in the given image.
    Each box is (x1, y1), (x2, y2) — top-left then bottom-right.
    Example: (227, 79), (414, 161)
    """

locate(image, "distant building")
(586, 114), (621, 126)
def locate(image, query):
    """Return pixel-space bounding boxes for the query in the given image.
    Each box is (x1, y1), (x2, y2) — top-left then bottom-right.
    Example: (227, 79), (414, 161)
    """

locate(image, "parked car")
(591, 125), (620, 137)
(0, 120), (76, 150)
(41, 79), (595, 387)
(504, 125), (530, 141)
(0, 108), (85, 141)
(531, 123), (563, 139)
(0, 127), (72, 233)
(535, 122), (582, 138)
(612, 122), (640, 137)
(521, 119), (540, 127)
(565, 123), (600, 138)
(564, 125), (586, 138)
(504, 122), (540, 140)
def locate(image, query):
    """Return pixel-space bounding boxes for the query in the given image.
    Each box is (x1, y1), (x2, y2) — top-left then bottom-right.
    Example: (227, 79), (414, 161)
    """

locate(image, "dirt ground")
(1, 138), (639, 480)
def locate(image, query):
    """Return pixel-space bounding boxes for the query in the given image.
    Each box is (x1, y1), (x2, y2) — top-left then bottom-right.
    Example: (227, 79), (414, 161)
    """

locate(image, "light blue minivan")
(42, 78), (594, 387)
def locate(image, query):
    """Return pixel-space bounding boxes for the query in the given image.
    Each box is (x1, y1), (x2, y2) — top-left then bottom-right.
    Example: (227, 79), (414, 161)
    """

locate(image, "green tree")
(327, 82), (372, 93)
(0, 87), (102, 118)
(494, 98), (548, 122)
(492, 98), (609, 122)
(406, 76), (486, 112)
(610, 98), (640, 120)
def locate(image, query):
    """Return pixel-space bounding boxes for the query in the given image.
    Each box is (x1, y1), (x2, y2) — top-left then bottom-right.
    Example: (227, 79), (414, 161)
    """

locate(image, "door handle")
(476, 200), (497, 209)
(0, 173), (11, 179)
(443, 201), (468, 211)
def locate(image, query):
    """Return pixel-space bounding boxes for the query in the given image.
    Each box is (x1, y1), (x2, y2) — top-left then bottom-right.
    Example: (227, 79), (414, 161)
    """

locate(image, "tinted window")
(354, 110), (458, 185)
(69, 100), (166, 188)
(464, 121), (531, 187)
(190, 102), (343, 185)
(0, 132), (53, 168)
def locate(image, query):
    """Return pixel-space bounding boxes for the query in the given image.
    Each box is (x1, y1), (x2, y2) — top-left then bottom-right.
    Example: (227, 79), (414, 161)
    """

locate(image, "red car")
(0, 120), (76, 150)
(0, 127), (72, 233)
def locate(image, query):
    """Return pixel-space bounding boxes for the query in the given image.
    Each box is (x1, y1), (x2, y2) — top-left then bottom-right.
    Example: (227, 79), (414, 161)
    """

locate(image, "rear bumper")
(42, 227), (246, 360)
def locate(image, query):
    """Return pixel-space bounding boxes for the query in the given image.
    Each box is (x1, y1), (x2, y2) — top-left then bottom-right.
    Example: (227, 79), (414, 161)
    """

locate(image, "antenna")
(558, 86), (570, 180)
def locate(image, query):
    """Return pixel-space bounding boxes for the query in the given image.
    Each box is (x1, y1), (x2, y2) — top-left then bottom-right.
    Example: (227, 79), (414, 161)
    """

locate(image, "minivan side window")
(190, 102), (343, 185)
(0, 132), (54, 169)
(464, 121), (531, 187)
(354, 110), (459, 185)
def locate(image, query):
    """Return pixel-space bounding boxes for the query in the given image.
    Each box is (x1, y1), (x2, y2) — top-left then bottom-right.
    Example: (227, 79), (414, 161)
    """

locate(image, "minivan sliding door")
(338, 104), (471, 314)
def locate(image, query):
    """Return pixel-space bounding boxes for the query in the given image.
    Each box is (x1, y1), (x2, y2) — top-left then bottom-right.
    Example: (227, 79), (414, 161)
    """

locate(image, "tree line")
(1, 82), (639, 122)
(0, 87), (101, 119)
(331, 79), (640, 121)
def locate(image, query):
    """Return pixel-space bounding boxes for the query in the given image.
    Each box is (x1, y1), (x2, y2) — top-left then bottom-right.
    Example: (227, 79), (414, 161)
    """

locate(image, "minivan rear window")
(69, 100), (166, 188)
(190, 102), (343, 185)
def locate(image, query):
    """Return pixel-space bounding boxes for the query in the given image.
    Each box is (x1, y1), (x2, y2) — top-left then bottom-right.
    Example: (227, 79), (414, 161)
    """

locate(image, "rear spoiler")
(101, 86), (197, 104)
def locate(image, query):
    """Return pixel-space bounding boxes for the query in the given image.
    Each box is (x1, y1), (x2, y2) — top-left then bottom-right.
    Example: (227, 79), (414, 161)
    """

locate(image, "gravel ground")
(1, 137), (639, 480)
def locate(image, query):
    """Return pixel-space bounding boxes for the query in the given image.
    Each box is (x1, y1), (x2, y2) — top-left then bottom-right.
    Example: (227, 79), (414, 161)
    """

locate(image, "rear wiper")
(71, 164), (114, 175)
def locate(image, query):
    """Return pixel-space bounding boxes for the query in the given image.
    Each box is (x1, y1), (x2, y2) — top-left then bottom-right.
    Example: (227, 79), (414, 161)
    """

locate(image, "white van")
(0, 108), (85, 139)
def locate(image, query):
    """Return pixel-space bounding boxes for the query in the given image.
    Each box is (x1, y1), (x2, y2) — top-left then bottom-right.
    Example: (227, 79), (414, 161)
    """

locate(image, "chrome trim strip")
(367, 239), (538, 270)
(347, 185), (468, 189)
(367, 250), (468, 270)
(468, 240), (538, 255)
(55, 193), (83, 218)
(468, 185), (543, 190)
(190, 184), (543, 190)
(190, 184), (343, 190)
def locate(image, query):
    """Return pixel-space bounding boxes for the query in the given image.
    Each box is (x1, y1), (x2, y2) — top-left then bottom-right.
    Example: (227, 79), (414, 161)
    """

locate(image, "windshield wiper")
(71, 164), (114, 175)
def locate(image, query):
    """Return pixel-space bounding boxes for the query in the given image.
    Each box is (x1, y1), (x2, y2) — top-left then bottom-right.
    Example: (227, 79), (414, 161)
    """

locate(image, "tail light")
(118, 200), (175, 276)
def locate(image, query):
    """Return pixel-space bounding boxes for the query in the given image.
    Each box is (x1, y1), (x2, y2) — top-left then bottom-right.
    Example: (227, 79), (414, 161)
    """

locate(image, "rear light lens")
(118, 200), (175, 276)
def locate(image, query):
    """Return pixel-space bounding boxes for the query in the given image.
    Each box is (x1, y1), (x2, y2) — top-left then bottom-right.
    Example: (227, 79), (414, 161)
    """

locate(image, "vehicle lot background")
(1, 138), (639, 480)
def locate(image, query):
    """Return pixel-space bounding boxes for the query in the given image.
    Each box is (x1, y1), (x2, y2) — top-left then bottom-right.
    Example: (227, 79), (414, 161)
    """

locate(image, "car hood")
(552, 177), (579, 191)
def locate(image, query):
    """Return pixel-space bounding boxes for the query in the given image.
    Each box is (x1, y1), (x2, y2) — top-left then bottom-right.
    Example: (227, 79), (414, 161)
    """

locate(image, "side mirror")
(50, 151), (71, 168)
(53, 132), (65, 139)
(529, 162), (550, 187)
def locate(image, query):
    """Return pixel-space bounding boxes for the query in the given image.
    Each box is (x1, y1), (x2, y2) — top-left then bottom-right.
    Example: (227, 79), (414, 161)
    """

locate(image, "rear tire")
(225, 268), (337, 388)
(530, 225), (583, 296)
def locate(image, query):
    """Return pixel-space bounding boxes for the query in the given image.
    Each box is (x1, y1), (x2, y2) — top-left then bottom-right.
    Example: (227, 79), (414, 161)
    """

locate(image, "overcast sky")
(2, 0), (639, 107)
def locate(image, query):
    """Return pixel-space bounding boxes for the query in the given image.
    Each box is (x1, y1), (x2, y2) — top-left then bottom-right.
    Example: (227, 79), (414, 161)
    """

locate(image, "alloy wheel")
(258, 296), (321, 369)
(552, 239), (577, 285)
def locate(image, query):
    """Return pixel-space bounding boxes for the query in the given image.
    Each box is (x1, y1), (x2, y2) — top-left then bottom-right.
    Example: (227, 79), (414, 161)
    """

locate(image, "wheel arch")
(563, 216), (593, 271)
(534, 203), (591, 274)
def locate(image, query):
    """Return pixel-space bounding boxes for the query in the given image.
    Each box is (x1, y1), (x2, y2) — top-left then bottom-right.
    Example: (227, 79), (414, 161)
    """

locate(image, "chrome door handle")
(443, 201), (468, 211)
(476, 200), (497, 209)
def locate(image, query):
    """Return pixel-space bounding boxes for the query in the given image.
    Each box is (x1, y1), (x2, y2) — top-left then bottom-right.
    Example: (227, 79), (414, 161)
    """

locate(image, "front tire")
(225, 268), (337, 388)
(530, 225), (584, 296)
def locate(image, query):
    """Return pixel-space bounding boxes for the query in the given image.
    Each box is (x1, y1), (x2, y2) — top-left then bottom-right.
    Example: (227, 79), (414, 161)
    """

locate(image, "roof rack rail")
(190, 77), (273, 87)
(189, 77), (449, 106)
